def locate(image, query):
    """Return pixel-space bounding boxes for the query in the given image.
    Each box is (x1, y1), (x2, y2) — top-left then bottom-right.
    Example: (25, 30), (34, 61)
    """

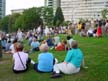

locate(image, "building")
(54, 0), (108, 22)
(0, 0), (6, 19)
(45, 0), (53, 7)
(11, 9), (25, 14)
(53, 0), (61, 13)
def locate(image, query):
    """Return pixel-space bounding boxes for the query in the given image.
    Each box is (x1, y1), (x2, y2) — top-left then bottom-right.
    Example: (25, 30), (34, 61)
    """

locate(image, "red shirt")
(55, 44), (65, 51)
(97, 27), (102, 37)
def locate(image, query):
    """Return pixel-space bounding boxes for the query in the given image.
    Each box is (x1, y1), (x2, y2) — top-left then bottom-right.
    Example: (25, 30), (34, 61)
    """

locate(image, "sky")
(6, 0), (44, 15)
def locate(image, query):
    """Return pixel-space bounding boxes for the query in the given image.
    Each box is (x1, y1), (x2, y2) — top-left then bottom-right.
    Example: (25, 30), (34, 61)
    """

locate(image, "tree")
(0, 13), (21, 32)
(15, 7), (43, 30)
(43, 7), (53, 26)
(53, 7), (64, 26)
(0, 15), (10, 32)
(101, 9), (108, 20)
(8, 13), (21, 32)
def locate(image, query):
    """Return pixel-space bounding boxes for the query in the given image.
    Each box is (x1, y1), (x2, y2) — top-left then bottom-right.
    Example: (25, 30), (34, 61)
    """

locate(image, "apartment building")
(0, 0), (6, 19)
(54, 0), (108, 22)
(11, 9), (25, 14)
(45, 0), (53, 7)
(53, 0), (61, 13)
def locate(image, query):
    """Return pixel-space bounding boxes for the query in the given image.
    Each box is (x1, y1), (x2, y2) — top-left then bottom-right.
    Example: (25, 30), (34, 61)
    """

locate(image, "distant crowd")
(1, 18), (108, 78)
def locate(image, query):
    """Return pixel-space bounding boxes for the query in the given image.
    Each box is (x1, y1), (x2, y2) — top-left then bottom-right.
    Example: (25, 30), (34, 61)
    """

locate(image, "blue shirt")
(31, 41), (40, 48)
(64, 48), (83, 68)
(47, 38), (54, 47)
(38, 52), (54, 72)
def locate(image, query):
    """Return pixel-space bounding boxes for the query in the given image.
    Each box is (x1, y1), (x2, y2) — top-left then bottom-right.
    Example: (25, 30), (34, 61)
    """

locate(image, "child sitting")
(31, 38), (40, 52)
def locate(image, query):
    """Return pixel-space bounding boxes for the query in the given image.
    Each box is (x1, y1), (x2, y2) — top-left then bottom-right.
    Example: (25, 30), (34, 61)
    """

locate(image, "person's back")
(38, 52), (54, 72)
(31, 41), (40, 48)
(65, 48), (83, 68)
(12, 43), (30, 74)
(47, 37), (54, 47)
(13, 51), (28, 70)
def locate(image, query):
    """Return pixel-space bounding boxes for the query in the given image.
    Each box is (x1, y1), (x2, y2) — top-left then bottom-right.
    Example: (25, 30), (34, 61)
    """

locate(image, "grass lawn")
(0, 35), (108, 81)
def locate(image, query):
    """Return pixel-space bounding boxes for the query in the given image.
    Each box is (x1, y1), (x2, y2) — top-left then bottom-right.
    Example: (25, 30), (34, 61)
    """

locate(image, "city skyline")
(6, 0), (44, 15)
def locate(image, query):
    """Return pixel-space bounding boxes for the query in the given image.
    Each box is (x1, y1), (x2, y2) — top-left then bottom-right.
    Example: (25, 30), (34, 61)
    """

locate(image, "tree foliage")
(53, 7), (64, 26)
(0, 15), (10, 32)
(15, 7), (43, 30)
(0, 7), (54, 32)
(43, 7), (53, 26)
(101, 9), (108, 20)
(0, 13), (20, 32)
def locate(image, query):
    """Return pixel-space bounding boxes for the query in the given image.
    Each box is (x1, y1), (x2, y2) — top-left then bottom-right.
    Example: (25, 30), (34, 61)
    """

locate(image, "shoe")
(51, 73), (62, 78)
(51, 72), (56, 75)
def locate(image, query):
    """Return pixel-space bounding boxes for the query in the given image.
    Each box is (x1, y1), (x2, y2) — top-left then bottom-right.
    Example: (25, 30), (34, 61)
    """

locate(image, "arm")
(81, 59), (88, 69)
(64, 51), (72, 63)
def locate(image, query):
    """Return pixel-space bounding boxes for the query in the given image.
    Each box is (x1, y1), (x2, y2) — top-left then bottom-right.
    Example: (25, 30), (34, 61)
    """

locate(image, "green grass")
(0, 35), (108, 81)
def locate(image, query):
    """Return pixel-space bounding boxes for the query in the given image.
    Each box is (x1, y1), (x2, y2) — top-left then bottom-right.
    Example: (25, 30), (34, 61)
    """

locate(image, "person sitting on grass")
(33, 43), (56, 73)
(12, 43), (31, 73)
(5, 38), (19, 54)
(46, 34), (54, 49)
(53, 33), (60, 46)
(31, 38), (40, 52)
(66, 35), (74, 50)
(55, 39), (67, 51)
(51, 40), (87, 78)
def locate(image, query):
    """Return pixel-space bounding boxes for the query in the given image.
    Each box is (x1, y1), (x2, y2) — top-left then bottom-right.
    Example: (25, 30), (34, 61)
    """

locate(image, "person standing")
(17, 29), (23, 43)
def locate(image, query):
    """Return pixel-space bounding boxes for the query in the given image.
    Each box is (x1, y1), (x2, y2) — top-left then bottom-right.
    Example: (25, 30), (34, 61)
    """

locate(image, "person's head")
(72, 40), (78, 49)
(39, 43), (49, 52)
(62, 40), (67, 45)
(106, 20), (108, 23)
(15, 43), (24, 52)
(32, 38), (37, 42)
(67, 35), (72, 40)
(41, 40), (46, 44)
(13, 38), (18, 44)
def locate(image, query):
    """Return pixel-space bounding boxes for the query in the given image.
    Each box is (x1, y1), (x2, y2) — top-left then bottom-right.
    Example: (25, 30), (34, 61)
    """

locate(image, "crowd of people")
(1, 18), (108, 78)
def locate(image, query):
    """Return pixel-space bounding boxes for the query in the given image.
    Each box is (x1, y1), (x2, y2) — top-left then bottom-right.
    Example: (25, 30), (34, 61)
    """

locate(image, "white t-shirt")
(87, 29), (93, 35)
(13, 52), (28, 70)
(10, 44), (15, 54)
(67, 39), (74, 49)
(54, 36), (60, 45)
(17, 32), (23, 41)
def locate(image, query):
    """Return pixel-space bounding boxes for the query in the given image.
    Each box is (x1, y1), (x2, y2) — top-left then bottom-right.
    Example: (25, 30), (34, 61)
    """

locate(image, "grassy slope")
(0, 35), (108, 81)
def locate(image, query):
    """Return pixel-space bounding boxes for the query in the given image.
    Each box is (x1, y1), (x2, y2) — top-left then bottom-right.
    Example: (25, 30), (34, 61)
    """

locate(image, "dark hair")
(67, 35), (72, 40)
(8, 40), (11, 43)
(63, 40), (67, 44)
(13, 38), (18, 44)
(16, 43), (24, 51)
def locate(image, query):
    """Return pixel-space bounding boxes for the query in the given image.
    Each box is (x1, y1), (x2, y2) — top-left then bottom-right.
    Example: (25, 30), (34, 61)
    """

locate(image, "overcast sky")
(6, 0), (44, 15)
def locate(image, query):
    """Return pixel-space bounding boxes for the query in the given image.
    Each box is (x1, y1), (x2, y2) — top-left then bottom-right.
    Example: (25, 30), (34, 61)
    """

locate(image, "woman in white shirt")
(12, 43), (30, 73)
